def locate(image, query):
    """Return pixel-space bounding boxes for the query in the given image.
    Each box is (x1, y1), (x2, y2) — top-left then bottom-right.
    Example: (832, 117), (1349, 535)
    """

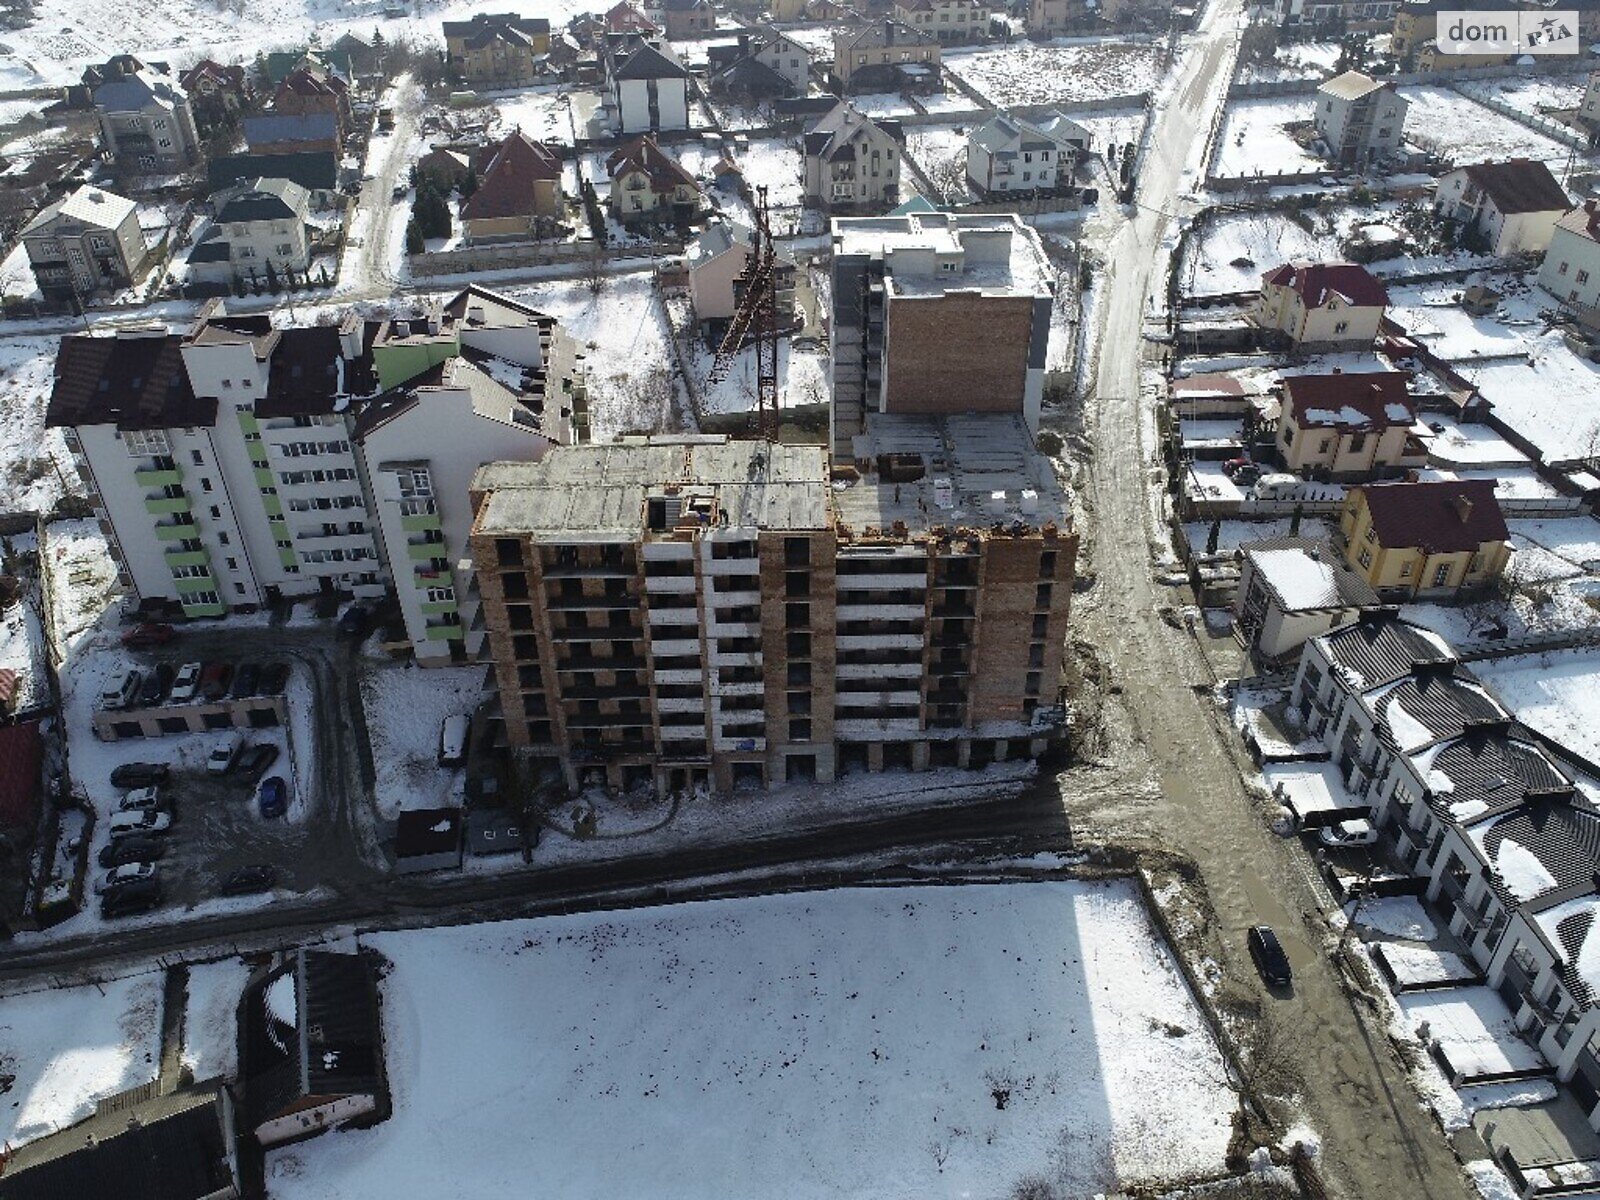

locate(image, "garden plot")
(1235, 41), (1340, 84)
(945, 40), (1169, 106)
(265, 881), (1239, 1200)
(1457, 334), (1600, 466)
(1475, 647), (1600, 767)
(736, 137), (805, 210)
(1466, 75), (1585, 121)
(852, 92), (919, 118)
(1182, 210), (1338, 295)
(1398, 86), (1575, 166)
(182, 957), (253, 1081)
(1211, 96), (1323, 179)
(1384, 278), (1546, 361)
(483, 86), (579, 145)
(359, 662), (487, 819)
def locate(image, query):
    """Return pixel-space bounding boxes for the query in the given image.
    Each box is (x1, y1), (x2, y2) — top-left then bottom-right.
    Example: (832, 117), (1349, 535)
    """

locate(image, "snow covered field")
(359, 662), (485, 819)
(945, 40), (1169, 106)
(0, 336), (73, 513)
(1211, 97), (1322, 178)
(182, 957), (253, 1081)
(267, 881), (1238, 1199)
(1470, 75), (1586, 120)
(1182, 211), (1334, 294)
(1399, 86), (1574, 166)
(0, 973), (163, 1148)
(1475, 647), (1600, 767)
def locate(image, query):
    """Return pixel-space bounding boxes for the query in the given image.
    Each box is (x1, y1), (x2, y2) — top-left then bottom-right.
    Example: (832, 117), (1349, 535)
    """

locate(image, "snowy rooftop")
(831, 212), (1054, 298)
(1243, 539), (1378, 612)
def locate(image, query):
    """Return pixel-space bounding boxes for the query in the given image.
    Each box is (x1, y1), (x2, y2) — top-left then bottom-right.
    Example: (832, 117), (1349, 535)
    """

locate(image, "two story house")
(894, 0), (988, 43)
(461, 131), (565, 241)
(655, 0), (716, 38)
(187, 177), (313, 289)
(1538, 199), (1600, 314)
(20, 184), (153, 302)
(604, 37), (691, 134)
(606, 135), (701, 224)
(1338, 478), (1514, 600)
(832, 20), (941, 94)
(1256, 260), (1388, 348)
(1434, 159), (1570, 257)
(802, 101), (903, 213)
(1234, 536), (1379, 666)
(687, 219), (798, 339)
(272, 63), (352, 137)
(1275, 370), (1426, 480)
(443, 12), (552, 84)
(708, 28), (812, 98)
(966, 110), (1088, 198)
(93, 67), (201, 174)
(178, 60), (251, 126)
(1314, 71), (1408, 167)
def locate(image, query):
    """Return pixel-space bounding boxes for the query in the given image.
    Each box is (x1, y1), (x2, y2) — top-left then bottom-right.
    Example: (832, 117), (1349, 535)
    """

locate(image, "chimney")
(1453, 495), (1474, 523)
(338, 312), (364, 361)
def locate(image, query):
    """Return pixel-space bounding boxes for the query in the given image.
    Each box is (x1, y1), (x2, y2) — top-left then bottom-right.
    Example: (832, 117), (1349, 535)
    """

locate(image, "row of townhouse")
(1291, 610), (1600, 1124)
(47, 286), (587, 664)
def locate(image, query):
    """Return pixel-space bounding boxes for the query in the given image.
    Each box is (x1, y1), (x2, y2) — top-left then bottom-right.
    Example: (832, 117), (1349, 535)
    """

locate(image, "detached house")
(894, 0), (988, 44)
(832, 20), (941, 94)
(244, 112), (341, 157)
(687, 218), (798, 336)
(1234, 536), (1379, 665)
(604, 38), (691, 134)
(1314, 71), (1407, 167)
(273, 64), (352, 137)
(803, 101), (903, 213)
(1338, 478), (1514, 599)
(179, 59), (250, 124)
(1275, 370), (1426, 481)
(188, 177), (312, 289)
(606, 135), (701, 224)
(604, 1), (661, 33)
(657, 0), (716, 38)
(1434, 159), (1570, 257)
(93, 67), (201, 174)
(461, 131), (565, 242)
(443, 12), (552, 84)
(708, 28), (812, 98)
(1539, 200), (1600, 313)
(20, 184), (152, 302)
(1256, 260), (1388, 348)
(966, 110), (1088, 198)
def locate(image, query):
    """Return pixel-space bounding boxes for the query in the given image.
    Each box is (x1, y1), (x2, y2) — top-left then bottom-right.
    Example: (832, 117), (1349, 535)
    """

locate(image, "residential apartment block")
(829, 211), (1054, 455)
(603, 37), (691, 135)
(1313, 71), (1407, 168)
(469, 417), (1076, 796)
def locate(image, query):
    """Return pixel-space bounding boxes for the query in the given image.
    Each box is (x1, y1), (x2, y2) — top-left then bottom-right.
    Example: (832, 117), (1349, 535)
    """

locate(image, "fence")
(1454, 82), (1587, 152)
(404, 238), (682, 278)
(1227, 58), (1593, 100)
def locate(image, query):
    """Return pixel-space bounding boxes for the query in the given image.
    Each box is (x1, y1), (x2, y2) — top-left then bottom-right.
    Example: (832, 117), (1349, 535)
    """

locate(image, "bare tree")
(582, 245), (608, 296)
(613, 363), (676, 436)
(916, 146), (968, 204)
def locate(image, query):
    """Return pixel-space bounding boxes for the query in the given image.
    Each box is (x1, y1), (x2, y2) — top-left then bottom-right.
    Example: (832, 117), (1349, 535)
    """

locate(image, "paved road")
(1053, 3), (1473, 1198)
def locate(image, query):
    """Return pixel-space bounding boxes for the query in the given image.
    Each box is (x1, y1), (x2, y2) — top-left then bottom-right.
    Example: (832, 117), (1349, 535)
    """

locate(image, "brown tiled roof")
(47, 332), (216, 431)
(1281, 370), (1415, 429)
(606, 135), (696, 193)
(604, 2), (659, 32)
(1357, 479), (1509, 555)
(1459, 159), (1570, 216)
(1263, 261), (1389, 309)
(460, 132), (563, 222)
(276, 66), (347, 101)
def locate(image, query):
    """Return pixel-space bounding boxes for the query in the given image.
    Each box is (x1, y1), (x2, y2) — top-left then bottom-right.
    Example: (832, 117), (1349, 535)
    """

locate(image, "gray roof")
(93, 68), (186, 112)
(215, 176), (309, 223)
(970, 110), (1088, 155)
(20, 184), (136, 236)
(243, 112), (338, 146)
(615, 42), (688, 80)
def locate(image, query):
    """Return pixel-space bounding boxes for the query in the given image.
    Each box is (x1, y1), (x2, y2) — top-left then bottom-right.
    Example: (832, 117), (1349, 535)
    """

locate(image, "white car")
(169, 662), (203, 703)
(109, 809), (172, 838)
(117, 785), (165, 813)
(207, 733), (245, 775)
(95, 862), (158, 894)
(1318, 818), (1378, 848)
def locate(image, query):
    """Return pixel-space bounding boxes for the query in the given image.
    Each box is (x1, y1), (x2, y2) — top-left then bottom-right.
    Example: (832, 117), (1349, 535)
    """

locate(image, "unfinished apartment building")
(470, 423), (1076, 795)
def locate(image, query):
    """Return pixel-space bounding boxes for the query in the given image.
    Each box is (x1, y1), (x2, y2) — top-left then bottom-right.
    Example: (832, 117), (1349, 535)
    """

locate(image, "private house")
(605, 38), (691, 134)
(1580, 68), (1600, 146)
(966, 110), (1088, 198)
(19, 184), (152, 302)
(1313, 71), (1407, 167)
(243, 113), (341, 157)
(769, 0), (808, 19)
(606, 135), (701, 224)
(443, 13), (552, 85)
(415, 146), (474, 191)
(1275, 370), (1425, 480)
(272, 64), (352, 136)
(1234, 536), (1380, 665)
(242, 949), (386, 1147)
(708, 28), (812, 98)
(604, 1), (661, 33)
(460, 131), (565, 242)
(179, 59), (251, 123)
(894, 0), (988, 44)
(1434, 160), (1570, 257)
(657, 0), (716, 38)
(1255, 260), (1388, 348)
(1262, 0), (1398, 29)
(1029, 0), (1089, 35)
(802, 101), (904, 214)
(210, 150), (339, 200)
(187, 177), (313, 289)
(832, 20), (941, 94)
(1538, 199), (1600, 313)
(66, 54), (165, 106)
(261, 47), (354, 88)
(93, 67), (201, 174)
(1338, 479), (1514, 599)
(687, 219), (798, 337)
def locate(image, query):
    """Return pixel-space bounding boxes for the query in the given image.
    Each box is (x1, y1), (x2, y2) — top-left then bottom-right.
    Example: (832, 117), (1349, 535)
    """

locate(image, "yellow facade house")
(1256, 261), (1388, 349)
(1339, 479), (1514, 600)
(1277, 370), (1427, 481)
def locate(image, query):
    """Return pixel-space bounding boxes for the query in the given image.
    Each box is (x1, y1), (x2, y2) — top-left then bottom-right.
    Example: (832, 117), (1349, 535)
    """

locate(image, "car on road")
(98, 834), (165, 868)
(231, 663), (262, 698)
(1318, 818), (1378, 848)
(121, 623), (175, 649)
(117, 785), (166, 814)
(110, 762), (169, 789)
(169, 662), (203, 703)
(258, 775), (288, 819)
(1247, 925), (1292, 988)
(101, 877), (162, 918)
(138, 662), (175, 707)
(207, 733), (245, 775)
(391, 183), (407, 200)
(199, 661), (234, 701)
(236, 743), (280, 781)
(219, 865), (277, 896)
(95, 862), (158, 895)
(109, 809), (173, 838)
(261, 662), (291, 695)
(337, 604), (372, 639)
(100, 669), (142, 711)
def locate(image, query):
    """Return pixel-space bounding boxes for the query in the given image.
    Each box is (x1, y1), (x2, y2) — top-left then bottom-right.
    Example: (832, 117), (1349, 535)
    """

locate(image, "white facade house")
(1233, 537), (1379, 665)
(802, 102), (904, 213)
(1434, 160), (1570, 258)
(607, 40), (690, 135)
(93, 67), (201, 173)
(966, 110), (1088, 197)
(19, 184), (152, 302)
(188, 177), (313, 288)
(752, 29), (812, 91)
(1538, 200), (1600, 314)
(1313, 71), (1407, 167)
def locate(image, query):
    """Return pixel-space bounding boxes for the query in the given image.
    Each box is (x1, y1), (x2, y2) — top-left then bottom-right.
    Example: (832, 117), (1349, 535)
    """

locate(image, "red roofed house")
(1537, 198), (1600, 313)
(1434, 159), (1571, 257)
(273, 63), (352, 135)
(1276, 370), (1427, 480)
(179, 59), (251, 122)
(605, 2), (660, 33)
(1339, 479), (1514, 600)
(606, 135), (701, 225)
(461, 131), (565, 242)
(1256, 260), (1389, 348)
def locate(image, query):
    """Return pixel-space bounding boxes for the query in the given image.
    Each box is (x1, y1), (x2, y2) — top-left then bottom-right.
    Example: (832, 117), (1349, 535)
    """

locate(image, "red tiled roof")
(1264, 261), (1389, 309)
(0, 720), (42, 830)
(1357, 479), (1509, 556)
(1281, 370), (1415, 429)
(605, 2), (659, 32)
(606, 135), (696, 193)
(460, 132), (563, 222)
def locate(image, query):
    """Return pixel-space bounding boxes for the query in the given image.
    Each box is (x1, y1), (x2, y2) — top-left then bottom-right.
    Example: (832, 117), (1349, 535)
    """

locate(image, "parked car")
(98, 834), (166, 868)
(169, 662), (203, 703)
(1248, 473), (1301, 502)
(391, 182), (407, 200)
(337, 604), (372, 639)
(117, 785), (166, 813)
(439, 715), (469, 767)
(219, 864), (277, 896)
(261, 663), (291, 695)
(120, 622), (175, 649)
(1247, 925), (1292, 988)
(137, 663), (175, 707)
(109, 809), (172, 839)
(231, 663), (262, 698)
(101, 877), (163, 918)
(236, 743), (280, 781)
(100, 669), (142, 711)
(94, 862), (158, 895)
(110, 762), (169, 789)
(1318, 818), (1378, 848)
(199, 662), (234, 701)
(207, 733), (245, 775)
(258, 775), (288, 819)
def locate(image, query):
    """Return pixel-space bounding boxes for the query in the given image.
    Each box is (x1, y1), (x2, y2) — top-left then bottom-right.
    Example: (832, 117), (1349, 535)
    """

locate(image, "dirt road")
(1051, 3), (1473, 1197)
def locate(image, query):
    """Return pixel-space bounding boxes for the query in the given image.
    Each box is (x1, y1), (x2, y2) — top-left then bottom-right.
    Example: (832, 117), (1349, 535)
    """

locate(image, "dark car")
(110, 762), (170, 789)
(258, 775), (288, 819)
(198, 662), (234, 701)
(137, 663), (175, 707)
(1248, 925), (1292, 988)
(219, 865), (277, 896)
(337, 605), (373, 639)
(98, 834), (167, 868)
(236, 743), (280, 781)
(260, 662), (291, 695)
(231, 663), (262, 698)
(101, 877), (163, 918)
(120, 622), (175, 649)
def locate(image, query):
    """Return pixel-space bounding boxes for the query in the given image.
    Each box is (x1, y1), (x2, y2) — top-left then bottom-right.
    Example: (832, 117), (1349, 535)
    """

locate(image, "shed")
(394, 807), (463, 873)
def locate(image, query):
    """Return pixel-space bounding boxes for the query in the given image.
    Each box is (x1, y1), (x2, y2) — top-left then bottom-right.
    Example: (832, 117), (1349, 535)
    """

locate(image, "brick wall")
(883, 291), (1034, 416)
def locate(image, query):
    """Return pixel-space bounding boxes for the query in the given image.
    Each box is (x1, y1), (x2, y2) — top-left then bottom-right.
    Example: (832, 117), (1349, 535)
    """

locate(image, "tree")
(459, 169), (479, 199)
(264, 261), (280, 293)
(1205, 519), (1221, 556)
(582, 245), (607, 295)
(405, 219), (424, 255)
(411, 179), (451, 241)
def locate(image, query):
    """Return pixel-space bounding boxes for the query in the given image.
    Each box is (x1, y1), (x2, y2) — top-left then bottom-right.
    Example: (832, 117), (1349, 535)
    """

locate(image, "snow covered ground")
(0, 335), (74, 513)
(1235, 41), (1339, 84)
(945, 40), (1170, 106)
(267, 881), (1238, 1199)
(1211, 96), (1322, 179)
(1475, 647), (1600, 767)
(43, 519), (119, 656)
(359, 662), (486, 819)
(1182, 210), (1334, 294)
(1399, 86), (1575, 166)
(182, 957), (253, 1081)
(1470, 75), (1586, 120)
(0, 973), (163, 1148)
